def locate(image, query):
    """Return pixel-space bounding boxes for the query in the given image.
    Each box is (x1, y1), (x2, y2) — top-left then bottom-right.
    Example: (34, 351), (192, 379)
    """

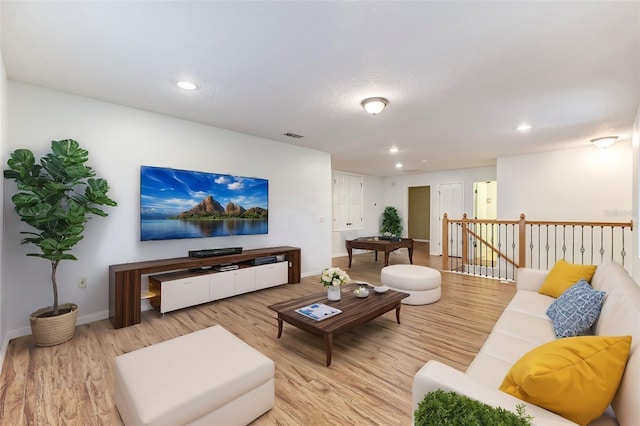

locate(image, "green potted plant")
(4, 139), (117, 346)
(380, 206), (402, 237)
(414, 390), (533, 425)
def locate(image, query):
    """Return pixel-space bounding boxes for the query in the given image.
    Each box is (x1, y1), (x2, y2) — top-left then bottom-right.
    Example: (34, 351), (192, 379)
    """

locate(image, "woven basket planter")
(29, 303), (78, 347)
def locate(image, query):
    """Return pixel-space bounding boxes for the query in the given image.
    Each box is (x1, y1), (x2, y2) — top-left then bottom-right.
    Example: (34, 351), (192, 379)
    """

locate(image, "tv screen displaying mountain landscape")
(140, 166), (268, 241)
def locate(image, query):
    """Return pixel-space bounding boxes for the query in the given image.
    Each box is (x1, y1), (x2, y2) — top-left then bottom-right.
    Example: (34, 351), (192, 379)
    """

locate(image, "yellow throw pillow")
(499, 335), (631, 426)
(538, 259), (597, 297)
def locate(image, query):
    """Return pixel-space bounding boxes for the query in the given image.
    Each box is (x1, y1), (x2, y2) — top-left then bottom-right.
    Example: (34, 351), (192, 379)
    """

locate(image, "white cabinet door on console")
(210, 271), (235, 301)
(255, 262), (289, 290)
(233, 268), (256, 295)
(161, 275), (210, 313)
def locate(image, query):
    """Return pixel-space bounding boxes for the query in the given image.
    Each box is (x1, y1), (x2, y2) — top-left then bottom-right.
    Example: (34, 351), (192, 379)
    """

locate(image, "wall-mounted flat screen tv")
(140, 166), (268, 241)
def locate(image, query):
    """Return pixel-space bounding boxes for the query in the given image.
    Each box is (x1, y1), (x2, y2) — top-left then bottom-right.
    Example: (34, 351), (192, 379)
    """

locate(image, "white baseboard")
(4, 309), (111, 343)
(334, 248), (382, 258)
(0, 334), (9, 375)
(77, 309), (110, 326)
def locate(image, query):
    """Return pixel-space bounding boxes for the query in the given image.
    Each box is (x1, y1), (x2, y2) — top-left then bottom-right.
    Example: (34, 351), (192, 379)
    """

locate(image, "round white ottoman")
(381, 264), (441, 305)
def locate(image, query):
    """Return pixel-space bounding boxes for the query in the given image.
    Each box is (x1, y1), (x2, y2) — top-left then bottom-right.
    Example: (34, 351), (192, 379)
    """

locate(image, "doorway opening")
(473, 181), (497, 220)
(408, 186), (430, 243)
(472, 180), (497, 266)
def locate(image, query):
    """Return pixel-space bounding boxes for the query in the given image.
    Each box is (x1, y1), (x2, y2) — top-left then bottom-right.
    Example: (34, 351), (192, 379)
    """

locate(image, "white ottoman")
(381, 264), (441, 305)
(114, 325), (274, 426)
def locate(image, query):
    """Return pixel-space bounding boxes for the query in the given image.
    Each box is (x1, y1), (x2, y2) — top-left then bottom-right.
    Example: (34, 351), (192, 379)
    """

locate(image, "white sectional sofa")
(413, 261), (640, 425)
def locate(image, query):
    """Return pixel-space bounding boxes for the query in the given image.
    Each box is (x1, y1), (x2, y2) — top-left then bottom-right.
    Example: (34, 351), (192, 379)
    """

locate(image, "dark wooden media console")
(109, 246), (301, 329)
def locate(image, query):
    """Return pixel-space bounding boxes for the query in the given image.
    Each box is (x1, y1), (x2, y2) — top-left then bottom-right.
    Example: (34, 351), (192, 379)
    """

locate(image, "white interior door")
(473, 181), (498, 264)
(438, 183), (463, 256)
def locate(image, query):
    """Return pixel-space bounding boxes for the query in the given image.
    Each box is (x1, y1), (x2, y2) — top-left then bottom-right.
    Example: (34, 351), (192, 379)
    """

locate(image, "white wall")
(497, 144), (632, 221)
(331, 173), (384, 257)
(632, 106), (640, 283)
(3, 82), (332, 338)
(0, 20), (7, 366)
(382, 166), (497, 255)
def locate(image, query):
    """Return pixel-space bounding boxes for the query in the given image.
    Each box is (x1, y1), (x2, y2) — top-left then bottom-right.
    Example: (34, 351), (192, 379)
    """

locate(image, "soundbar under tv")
(188, 247), (244, 258)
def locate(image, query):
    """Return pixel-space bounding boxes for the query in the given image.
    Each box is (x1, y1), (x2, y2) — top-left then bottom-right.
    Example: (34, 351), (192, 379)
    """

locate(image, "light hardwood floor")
(0, 242), (516, 425)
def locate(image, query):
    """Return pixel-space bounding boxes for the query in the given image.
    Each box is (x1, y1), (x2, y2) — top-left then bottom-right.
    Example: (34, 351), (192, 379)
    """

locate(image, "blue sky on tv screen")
(140, 166), (268, 219)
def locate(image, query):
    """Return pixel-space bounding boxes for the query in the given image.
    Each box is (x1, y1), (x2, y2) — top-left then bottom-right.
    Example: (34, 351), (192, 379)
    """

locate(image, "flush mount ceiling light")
(517, 123), (532, 132)
(177, 81), (197, 90)
(389, 146), (399, 153)
(395, 162), (403, 169)
(591, 136), (618, 149)
(361, 97), (388, 116)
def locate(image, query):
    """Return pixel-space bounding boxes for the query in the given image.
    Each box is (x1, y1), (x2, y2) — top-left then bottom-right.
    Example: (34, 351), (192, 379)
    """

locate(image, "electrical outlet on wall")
(78, 277), (87, 289)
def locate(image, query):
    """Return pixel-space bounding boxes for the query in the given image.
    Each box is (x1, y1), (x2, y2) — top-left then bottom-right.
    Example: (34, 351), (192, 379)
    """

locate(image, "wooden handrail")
(440, 215), (632, 229)
(464, 225), (519, 268)
(522, 220), (633, 228)
(442, 213), (632, 279)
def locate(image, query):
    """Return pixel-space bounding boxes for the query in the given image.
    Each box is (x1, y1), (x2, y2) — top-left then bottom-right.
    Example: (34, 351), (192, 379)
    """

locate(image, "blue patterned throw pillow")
(546, 279), (606, 338)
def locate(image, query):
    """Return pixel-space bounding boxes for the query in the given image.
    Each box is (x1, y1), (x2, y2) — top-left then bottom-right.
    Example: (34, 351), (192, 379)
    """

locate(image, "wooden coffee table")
(267, 283), (409, 366)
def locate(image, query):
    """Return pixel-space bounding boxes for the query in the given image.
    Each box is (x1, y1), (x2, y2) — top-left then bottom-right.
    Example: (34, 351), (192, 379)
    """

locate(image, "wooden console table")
(109, 246), (301, 329)
(345, 237), (413, 267)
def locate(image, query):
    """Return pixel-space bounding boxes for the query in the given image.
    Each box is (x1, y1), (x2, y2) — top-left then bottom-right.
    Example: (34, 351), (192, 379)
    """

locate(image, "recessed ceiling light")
(395, 163), (403, 169)
(177, 81), (197, 90)
(517, 123), (532, 132)
(421, 159), (428, 163)
(389, 147), (399, 153)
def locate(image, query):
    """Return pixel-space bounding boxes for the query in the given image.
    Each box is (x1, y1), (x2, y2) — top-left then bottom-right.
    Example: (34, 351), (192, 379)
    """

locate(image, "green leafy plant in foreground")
(414, 390), (533, 426)
(4, 139), (117, 315)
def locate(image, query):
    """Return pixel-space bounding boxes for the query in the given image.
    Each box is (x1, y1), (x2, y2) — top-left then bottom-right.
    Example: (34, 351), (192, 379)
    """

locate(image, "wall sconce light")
(361, 97), (388, 116)
(591, 136), (618, 149)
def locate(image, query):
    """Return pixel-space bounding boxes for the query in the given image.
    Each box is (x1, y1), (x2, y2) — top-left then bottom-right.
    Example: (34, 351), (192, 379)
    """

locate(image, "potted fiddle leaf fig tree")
(4, 139), (117, 346)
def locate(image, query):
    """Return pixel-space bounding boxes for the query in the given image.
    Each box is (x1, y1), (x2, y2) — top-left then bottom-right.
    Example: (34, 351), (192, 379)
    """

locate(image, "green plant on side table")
(4, 139), (117, 346)
(380, 205), (402, 236)
(414, 390), (533, 426)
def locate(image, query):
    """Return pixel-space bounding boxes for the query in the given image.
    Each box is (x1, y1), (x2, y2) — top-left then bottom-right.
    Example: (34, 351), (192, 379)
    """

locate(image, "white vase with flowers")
(321, 267), (350, 301)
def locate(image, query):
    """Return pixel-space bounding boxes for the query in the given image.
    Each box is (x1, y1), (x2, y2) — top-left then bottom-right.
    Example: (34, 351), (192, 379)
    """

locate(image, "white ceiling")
(2, 1), (639, 177)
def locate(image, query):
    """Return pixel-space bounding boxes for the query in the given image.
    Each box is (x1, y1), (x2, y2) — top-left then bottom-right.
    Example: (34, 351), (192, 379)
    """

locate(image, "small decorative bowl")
(373, 286), (389, 294)
(354, 287), (370, 298)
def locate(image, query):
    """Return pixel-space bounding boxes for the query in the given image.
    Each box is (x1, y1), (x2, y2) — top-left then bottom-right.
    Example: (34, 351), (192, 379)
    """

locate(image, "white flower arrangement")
(321, 267), (350, 287)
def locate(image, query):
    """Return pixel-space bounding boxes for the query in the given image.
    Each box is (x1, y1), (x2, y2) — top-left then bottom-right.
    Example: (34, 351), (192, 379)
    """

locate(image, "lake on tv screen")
(141, 218), (268, 241)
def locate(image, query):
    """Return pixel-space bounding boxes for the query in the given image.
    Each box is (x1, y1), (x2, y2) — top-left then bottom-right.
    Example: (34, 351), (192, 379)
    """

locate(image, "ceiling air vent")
(284, 132), (304, 139)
